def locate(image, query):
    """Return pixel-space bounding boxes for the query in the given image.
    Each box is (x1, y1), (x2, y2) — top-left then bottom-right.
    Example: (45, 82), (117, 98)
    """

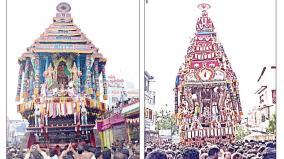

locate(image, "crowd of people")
(7, 139), (277, 159)
(145, 140), (276, 159)
(7, 140), (140, 159)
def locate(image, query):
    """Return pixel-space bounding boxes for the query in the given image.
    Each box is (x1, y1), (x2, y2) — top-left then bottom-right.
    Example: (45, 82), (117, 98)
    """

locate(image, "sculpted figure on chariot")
(58, 84), (67, 97)
(44, 64), (55, 89)
(40, 83), (47, 98)
(67, 81), (75, 97)
(34, 107), (41, 127)
(71, 63), (82, 90)
(211, 102), (219, 121)
(81, 105), (88, 125)
(194, 103), (201, 118)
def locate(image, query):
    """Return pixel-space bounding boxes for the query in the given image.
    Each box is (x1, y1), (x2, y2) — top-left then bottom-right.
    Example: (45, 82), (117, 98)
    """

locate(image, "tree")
(156, 110), (178, 135)
(266, 114), (276, 134)
(235, 125), (249, 141)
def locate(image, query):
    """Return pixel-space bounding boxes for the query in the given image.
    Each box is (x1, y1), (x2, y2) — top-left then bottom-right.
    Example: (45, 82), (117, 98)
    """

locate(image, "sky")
(7, 0), (139, 120)
(145, 0), (275, 114)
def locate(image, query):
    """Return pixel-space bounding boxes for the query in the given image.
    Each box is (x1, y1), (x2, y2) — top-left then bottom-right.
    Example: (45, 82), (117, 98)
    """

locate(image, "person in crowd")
(223, 152), (231, 159)
(58, 144), (78, 159)
(182, 147), (199, 159)
(50, 149), (59, 159)
(146, 150), (167, 159)
(94, 151), (103, 159)
(200, 153), (208, 159)
(166, 150), (175, 159)
(24, 144), (49, 159)
(121, 148), (130, 158)
(262, 147), (276, 159)
(102, 148), (112, 159)
(207, 146), (219, 159)
(231, 152), (243, 159)
(113, 151), (127, 159)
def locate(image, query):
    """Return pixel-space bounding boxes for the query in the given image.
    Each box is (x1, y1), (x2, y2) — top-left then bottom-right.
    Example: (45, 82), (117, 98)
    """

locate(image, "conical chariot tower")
(15, 2), (108, 148)
(174, 3), (242, 146)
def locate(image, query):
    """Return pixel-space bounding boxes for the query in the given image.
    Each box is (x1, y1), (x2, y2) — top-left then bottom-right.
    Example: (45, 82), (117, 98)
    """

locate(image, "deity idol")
(81, 105), (88, 125)
(58, 84), (67, 97)
(34, 107), (41, 127)
(40, 83), (47, 98)
(194, 103), (201, 118)
(67, 81), (75, 97)
(71, 63), (82, 89)
(212, 102), (219, 121)
(44, 64), (54, 89)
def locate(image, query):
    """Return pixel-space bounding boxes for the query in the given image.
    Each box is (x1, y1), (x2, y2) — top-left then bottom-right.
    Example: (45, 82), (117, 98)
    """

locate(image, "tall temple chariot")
(16, 2), (108, 147)
(174, 3), (242, 145)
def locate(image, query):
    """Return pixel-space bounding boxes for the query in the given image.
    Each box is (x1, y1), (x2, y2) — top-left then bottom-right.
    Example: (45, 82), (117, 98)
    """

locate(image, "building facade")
(252, 66), (276, 132)
(107, 75), (139, 110)
(99, 75), (139, 148)
(144, 71), (158, 143)
(7, 120), (29, 147)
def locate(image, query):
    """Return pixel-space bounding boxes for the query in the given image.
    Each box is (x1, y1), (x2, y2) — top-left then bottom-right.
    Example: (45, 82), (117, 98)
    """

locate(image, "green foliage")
(156, 112), (178, 134)
(266, 114), (276, 134)
(236, 125), (249, 141)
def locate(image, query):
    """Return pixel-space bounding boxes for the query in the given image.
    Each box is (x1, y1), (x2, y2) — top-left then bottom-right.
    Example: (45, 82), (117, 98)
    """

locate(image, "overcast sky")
(7, 0), (139, 120)
(145, 0), (275, 114)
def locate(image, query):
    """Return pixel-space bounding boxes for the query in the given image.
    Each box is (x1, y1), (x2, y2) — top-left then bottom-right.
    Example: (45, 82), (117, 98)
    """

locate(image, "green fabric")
(64, 66), (71, 77)
(122, 106), (139, 116)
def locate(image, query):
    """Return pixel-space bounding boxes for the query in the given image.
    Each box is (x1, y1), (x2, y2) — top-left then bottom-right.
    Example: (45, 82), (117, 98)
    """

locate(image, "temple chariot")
(174, 3), (242, 146)
(15, 2), (108, 148)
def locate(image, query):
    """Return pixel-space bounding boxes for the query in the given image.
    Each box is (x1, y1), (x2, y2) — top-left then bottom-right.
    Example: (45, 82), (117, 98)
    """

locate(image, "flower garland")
(94, 59), (100, 104)
(22, 59), (31, 101)
(102, 63), (108, 100)
(16, 62), (24, 101)
(76, 55), (81, 93)
(29, 71), (34, 101)
(31, 55), (40, 96)
(85, 55), (94, 94)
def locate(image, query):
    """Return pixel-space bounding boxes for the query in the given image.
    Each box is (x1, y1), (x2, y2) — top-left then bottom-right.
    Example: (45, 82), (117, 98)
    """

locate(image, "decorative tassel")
(96, 91), (100, 97)
(85, 55), (94, 94)
(45, 115), (48, 126)
(94, 60), (100, 99)
(102, 64), (108, 99)
(22, 59), (30, 101)
(74, 113), (76, 124)
(15, 96), (20, 102)
(34, 88), (39, 96)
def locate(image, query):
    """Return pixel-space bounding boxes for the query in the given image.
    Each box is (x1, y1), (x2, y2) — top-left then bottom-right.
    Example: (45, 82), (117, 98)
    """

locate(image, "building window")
(272, 90), (276, 104)
(149, 109), (152, 120)
(260, 94), (264, 104)
(261, 114), (265, 122)
(145, 109), (149, 118)
(254, 112), (257, 125)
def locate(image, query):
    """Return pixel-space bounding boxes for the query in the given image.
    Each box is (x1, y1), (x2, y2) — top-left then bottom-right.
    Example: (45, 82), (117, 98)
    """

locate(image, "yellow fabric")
(90, 100), (95, 108)
(102, 129), (113, 149)
(76, 102), (80, 113)
(40, 104), (45, 115)
(99, 132), (104, 148)
(34, 88), (39, 96)
(87, 88), (93, 95)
